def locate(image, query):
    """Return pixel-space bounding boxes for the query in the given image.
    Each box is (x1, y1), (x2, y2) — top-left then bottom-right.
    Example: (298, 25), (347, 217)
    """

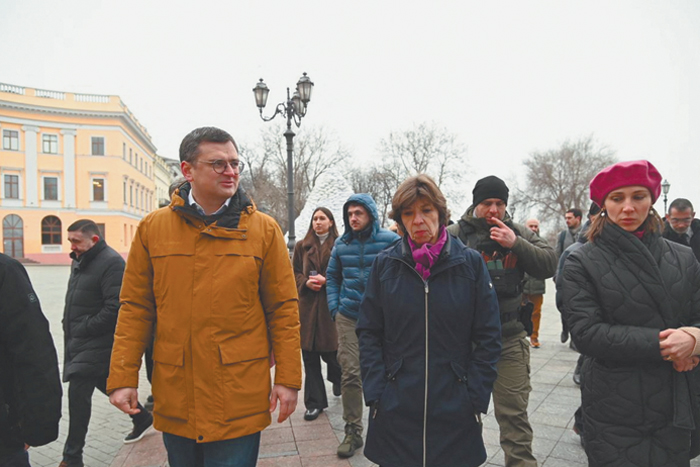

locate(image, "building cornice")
(0, 100), (157, 154)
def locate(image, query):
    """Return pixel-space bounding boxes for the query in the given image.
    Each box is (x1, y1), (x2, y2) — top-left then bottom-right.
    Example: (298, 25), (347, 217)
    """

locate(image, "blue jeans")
(162, 432), (261, 467)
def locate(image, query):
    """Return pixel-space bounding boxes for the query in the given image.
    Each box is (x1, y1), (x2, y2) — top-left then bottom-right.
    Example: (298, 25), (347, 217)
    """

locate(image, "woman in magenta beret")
(559, 160), (700, 466)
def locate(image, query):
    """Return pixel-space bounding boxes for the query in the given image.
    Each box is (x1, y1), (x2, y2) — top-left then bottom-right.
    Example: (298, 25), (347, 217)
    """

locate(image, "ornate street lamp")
(661, 179), (671, 214)
(253, 73), (314, 252)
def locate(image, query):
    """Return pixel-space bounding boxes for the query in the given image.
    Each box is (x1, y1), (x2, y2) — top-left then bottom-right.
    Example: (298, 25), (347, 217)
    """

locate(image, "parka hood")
(341, 193), (381, 243)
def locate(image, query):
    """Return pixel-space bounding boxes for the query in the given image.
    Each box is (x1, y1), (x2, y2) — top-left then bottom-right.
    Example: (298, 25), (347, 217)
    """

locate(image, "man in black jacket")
(0, 253), (62, 467)
(60, 220), (152, 467)
(663, 198), (700, 262)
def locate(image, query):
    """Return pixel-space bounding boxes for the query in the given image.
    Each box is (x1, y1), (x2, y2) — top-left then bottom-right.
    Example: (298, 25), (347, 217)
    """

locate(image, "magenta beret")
(589, 160), (662, 206)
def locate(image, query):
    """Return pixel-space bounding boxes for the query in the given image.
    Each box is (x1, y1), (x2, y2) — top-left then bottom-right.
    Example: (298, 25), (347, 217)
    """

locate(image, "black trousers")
(63, 376), (149, 464)
(302, 350), (341, 410)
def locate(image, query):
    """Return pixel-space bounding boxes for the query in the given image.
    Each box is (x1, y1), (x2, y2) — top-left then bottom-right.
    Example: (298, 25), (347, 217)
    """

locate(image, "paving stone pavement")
(24, 265), (700, 466)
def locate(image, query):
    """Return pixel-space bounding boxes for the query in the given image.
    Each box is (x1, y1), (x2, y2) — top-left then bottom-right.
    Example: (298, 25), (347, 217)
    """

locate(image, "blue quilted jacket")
(326, 194), (400, 321)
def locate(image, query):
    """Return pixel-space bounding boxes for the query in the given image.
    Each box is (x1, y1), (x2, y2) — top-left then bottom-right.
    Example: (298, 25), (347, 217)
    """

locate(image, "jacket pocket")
(450, 361), (477, 423)
(219, 340), (271, 421)
(377, 358), (404, 415)
(584, 360), (644, 427)
(152, 341), (188, 421)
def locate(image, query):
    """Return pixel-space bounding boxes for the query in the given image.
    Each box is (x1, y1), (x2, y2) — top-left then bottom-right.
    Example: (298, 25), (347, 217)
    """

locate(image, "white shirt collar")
(188, 190), (231, 216)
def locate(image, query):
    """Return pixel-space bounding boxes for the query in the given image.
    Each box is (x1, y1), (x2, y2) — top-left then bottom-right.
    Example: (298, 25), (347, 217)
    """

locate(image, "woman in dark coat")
(292, 207), (342, 421)
(357, 174), (502, 467)
(560, 160), (700, 466)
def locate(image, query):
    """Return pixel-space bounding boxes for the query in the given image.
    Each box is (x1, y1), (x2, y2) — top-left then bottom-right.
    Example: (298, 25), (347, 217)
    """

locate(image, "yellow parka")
(107, 187), (301, 442)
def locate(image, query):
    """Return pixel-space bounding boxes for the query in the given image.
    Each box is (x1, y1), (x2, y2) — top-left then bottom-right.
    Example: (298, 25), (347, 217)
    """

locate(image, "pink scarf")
(407, 225), (448, 281)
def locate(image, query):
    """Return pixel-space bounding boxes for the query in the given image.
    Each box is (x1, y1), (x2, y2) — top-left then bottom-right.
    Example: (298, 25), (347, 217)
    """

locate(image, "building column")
(22, 125), (39, 207)
(61, 129), (77, 208)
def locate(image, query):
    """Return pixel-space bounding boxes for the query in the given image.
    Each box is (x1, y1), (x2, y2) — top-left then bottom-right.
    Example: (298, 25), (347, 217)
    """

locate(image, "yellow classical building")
(0, 82), (161, 264)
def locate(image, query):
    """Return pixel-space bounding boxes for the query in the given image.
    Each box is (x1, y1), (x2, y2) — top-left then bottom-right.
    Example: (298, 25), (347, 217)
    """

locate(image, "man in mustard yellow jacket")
(107, 127), (301, 467)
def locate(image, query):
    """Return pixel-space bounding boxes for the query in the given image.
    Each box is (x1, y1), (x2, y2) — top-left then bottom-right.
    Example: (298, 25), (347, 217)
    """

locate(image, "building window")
(129, 185), (133, 207)
(2, 130), (19, 151)
(91, 137), (105, 156)
(4, 175), (19, 199)
(96, 223), (106, 239)
(93, 178), (105, 201)
(44, 177), (58, 200)
(3, 214), (24, 259)
(123, 143), (126, 159)
(42, 134), (58, 154)
(123, 180), (127, 203)
(41, 216), (62, 245)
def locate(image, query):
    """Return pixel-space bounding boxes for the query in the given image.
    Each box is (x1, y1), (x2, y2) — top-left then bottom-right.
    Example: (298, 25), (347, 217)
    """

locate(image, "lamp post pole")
(253, 73), (314, 253)
(661, 179), (671, 215)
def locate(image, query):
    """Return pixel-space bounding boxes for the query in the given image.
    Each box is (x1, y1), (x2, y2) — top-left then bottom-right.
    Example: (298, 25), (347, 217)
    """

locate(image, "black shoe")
(560, 330), (569, 343)
(332, 382), (341, 397)
(304, 408), (322, 421)
(573, 371), (581, 385)
(124, 412), (153, 444)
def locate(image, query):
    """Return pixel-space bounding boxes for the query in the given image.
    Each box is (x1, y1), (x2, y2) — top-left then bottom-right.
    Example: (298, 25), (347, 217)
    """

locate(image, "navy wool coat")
(357, 234), (502, 467)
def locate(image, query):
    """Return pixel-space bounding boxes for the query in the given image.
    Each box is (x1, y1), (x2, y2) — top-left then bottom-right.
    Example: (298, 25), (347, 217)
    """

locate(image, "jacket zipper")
(390, 256), (430, 467)
(423, 280), (429, 467)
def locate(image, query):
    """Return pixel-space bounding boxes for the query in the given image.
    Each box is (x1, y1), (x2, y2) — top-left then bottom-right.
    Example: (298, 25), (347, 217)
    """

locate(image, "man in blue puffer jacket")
(326, 193), (400, 458)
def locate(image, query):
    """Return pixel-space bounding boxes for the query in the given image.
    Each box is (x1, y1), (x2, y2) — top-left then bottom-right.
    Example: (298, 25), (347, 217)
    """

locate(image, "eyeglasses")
(669, 217), (693, 224)
(198, 159), (245, 174)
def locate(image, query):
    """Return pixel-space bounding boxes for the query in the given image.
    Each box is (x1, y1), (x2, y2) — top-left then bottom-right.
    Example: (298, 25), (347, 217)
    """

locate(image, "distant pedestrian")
(560, 160), (700, 465)
(523, 218), (547, 348)
(663, 198), (700, 261)
(60, 220), (152, 467)
(358, 175), (501, 467)
(0, 253), (62, 467)
(292, 207), (342, 421)
(326, 193), (400, 458)
(555, 208), (582, 343)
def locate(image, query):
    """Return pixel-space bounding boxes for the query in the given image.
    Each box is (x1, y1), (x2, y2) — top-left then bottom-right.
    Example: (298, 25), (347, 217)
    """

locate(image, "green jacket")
(447, 207), (557, 336)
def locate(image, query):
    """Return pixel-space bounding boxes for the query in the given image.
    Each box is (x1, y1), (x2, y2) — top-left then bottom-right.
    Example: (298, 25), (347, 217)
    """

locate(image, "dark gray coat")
(63, 240), (125, 381)
(560, 223), (700, 466)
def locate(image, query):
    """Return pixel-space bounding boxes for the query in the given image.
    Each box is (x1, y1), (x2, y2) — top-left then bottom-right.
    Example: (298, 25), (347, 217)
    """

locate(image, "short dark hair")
(669, 198), (694, 214)
(389, 174), (450, 232)
(168, 176), (187, 197)
(179, 127), (238, 164)
(567, 208), (583, 219)
(67, 219), (101, 239)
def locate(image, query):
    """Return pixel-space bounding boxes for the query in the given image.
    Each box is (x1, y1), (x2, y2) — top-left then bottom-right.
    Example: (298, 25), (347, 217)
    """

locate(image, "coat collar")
(70, 239), (107, 269)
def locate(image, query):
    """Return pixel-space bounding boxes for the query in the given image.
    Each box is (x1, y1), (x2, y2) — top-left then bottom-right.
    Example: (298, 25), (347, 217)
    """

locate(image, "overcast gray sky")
(2, 0), (699, 218)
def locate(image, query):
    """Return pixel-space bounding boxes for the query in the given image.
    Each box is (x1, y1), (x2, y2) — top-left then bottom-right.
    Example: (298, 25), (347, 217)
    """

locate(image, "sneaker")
(530, 337), (540, 348)
(337, 430), (363, 458)
(124, 412), (153, 444)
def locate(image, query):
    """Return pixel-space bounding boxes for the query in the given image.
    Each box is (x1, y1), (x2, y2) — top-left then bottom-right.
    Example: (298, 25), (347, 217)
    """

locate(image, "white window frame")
(2, 129), (20, 151)
(3, 173), (20, 199)
(41, 133), (59, 154)
(91, 136), (105, 156)
(41, 173), (61, 205)
(91, 177), (107, 202)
